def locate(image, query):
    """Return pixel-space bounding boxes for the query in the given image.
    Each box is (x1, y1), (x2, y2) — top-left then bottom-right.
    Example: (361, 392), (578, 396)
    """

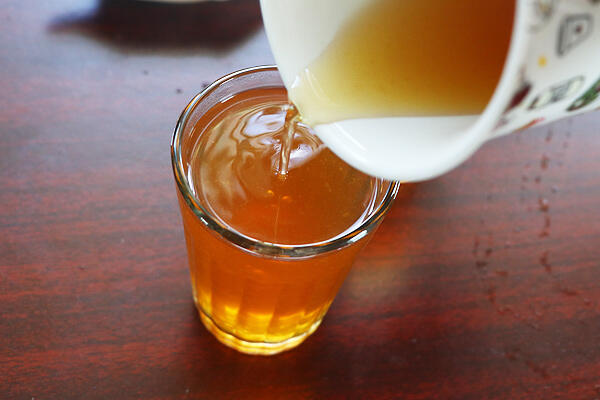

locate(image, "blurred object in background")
(140, 0), (232, 3)
(49, 0), (262, 52)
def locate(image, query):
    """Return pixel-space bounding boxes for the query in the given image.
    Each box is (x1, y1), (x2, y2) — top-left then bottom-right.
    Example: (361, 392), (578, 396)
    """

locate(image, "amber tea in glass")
(171, 66), (398, 355)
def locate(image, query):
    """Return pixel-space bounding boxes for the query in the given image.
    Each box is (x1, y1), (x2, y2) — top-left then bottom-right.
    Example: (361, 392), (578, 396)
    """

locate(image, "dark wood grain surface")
(2, 1), (600, 399)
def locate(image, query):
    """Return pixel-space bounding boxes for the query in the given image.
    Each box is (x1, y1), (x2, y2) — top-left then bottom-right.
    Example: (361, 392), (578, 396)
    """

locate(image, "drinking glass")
(171, 66), (399, 355)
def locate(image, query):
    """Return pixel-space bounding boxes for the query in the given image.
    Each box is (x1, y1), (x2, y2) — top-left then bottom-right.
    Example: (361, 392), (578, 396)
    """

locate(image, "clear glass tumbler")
(171, 66), (399, 355)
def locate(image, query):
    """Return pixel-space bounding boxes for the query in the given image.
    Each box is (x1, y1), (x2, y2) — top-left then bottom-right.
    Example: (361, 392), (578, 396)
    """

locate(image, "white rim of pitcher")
(313, 1), (532, 182)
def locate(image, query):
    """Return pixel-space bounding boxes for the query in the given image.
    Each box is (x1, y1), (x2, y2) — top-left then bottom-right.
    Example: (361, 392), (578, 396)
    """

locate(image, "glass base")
(198, 310), (322, 355)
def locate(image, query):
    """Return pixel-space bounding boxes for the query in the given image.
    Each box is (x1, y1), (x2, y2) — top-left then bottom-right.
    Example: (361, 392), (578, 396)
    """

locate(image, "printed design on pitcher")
(530, 0), (557, 32)
(557, 14), (593, 56)
(493, 69), (533, 131)
(516, 117), (545, 132)
(506, 77), (533, 113)
(528, 76), (585, 110)
(567, 76), (600, 111)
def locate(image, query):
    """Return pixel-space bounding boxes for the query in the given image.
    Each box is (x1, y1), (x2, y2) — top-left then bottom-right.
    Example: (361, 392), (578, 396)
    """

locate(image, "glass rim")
(171, 65), (400, 258)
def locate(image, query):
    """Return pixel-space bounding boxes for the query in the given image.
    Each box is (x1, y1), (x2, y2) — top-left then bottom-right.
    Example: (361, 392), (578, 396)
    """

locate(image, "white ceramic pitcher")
(261, 0), (600, 181)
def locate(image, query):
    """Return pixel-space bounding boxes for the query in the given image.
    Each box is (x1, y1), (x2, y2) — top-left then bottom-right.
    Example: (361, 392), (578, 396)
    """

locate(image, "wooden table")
(2, 1), (600, 399)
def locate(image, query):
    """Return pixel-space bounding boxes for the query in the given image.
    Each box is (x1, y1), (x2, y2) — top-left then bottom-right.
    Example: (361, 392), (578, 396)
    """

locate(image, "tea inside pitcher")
(289, 0), (515, 125)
